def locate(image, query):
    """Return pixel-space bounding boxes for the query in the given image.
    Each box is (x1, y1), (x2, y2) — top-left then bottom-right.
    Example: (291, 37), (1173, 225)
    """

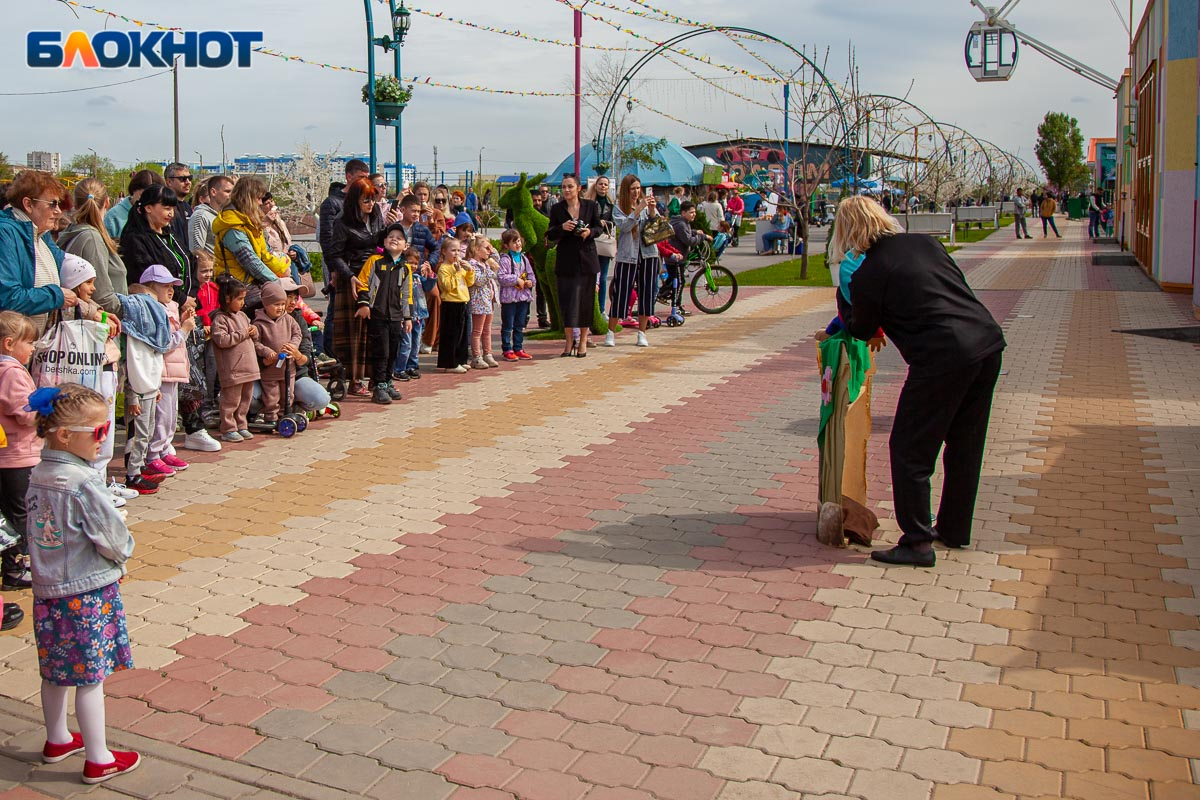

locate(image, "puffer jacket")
(0, 208), (65, 317)
(211, 210), (291, 285)
(0, 356), (42, 469)
(209, 309), (259, 386)
(26, 449), (134, 599)
(356, 253), (414, 322)
(160, 301), (190, 384)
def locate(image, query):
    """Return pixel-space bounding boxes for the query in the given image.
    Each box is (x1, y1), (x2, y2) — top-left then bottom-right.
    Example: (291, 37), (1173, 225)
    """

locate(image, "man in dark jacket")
(668, 201), (708, 260)
(164, 163), (197, 292)
(838, 228), (1005, 568)
(317, 159), (369, 357)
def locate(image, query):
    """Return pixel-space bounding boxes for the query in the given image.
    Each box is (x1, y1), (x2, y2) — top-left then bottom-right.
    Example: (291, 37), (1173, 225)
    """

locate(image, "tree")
(0, 153), (13, 181)
(1035, 112), (1088, 192)
(273, 142), (343, 220)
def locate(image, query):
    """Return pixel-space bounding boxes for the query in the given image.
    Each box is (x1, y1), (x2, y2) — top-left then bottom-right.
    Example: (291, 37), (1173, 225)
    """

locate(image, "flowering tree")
(273, 142), (343, 219)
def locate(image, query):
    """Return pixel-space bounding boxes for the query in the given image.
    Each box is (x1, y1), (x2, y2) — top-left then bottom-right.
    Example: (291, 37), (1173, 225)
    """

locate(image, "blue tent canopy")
(545, 135), (704, 187)
(829, 177), (882, 191)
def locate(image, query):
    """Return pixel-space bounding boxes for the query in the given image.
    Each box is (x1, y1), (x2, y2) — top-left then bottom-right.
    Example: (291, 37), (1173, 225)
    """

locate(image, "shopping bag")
(31, 318), (109, 392)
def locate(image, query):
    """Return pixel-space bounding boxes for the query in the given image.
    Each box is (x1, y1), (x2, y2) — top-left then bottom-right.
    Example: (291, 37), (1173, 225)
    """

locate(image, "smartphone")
(644, 187), (653, 197)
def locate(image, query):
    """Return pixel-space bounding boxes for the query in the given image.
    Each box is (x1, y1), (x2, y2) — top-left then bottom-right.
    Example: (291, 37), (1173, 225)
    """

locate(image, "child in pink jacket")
(0, 311), (41, 629)
(140, 266), (196, 478)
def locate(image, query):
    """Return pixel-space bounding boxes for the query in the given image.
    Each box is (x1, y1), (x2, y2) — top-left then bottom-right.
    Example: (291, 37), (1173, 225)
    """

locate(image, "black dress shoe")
(2, 603), (24, 631)
(932, 527), (966, 549)
(870, 544), (935, 568)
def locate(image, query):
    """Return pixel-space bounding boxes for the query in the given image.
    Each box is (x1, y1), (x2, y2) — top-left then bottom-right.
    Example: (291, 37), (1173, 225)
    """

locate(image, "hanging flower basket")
(593, 162), (611, 176)
(363, 75), (412, 120)
(375, 102), (406, 120)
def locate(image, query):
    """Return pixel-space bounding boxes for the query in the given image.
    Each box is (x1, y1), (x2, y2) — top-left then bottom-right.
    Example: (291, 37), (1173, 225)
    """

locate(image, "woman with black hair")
(327, 177), (385, 394)
(118, 184), (192, 302)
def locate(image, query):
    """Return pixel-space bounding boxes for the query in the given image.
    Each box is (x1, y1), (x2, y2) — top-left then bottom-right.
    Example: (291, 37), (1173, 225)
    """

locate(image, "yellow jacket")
(436, 259), (474, 303)
(211, 210), (292, 284)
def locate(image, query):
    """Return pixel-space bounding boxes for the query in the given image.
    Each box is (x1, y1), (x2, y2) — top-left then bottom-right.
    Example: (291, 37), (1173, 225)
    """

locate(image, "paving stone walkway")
(0, 220), (1197, 799)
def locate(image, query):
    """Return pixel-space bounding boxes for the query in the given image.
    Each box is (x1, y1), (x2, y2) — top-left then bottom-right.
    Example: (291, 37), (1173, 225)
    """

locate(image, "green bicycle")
(685, 238), (738, 314)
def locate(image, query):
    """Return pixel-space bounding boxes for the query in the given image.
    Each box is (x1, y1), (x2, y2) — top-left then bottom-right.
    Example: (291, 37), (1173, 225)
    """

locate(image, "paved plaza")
(0, 221), (1197, 799)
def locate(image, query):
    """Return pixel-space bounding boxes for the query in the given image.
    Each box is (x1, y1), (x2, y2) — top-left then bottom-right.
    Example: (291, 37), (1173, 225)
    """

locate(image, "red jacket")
(197, 281), (219, 328)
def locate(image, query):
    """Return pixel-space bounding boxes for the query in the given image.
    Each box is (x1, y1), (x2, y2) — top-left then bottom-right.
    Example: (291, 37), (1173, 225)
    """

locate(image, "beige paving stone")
(698, 746), (779, 781)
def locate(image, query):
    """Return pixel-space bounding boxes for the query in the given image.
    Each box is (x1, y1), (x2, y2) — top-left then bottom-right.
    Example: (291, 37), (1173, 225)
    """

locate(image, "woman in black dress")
(546, 174), (601, 357)
(327, 177), (385, 394)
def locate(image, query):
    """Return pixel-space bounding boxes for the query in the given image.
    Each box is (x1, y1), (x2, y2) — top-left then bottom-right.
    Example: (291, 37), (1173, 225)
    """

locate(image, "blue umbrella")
(545, 135), (704, 187)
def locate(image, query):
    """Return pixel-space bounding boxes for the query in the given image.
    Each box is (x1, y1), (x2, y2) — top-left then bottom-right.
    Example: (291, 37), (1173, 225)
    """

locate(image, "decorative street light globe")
(393, 1), (411, 45)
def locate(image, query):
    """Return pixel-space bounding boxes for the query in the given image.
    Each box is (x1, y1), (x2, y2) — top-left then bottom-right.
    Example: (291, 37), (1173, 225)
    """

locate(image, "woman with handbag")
(547, 174), (602, 357)
(583, 177), (614, 316)
(605, 174), (666, 348)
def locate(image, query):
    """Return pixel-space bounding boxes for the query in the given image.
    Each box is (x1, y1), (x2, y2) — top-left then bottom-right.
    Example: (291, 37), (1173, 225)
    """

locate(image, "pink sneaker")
(142, 459), (176, 478)
(161, 454), (189, 471)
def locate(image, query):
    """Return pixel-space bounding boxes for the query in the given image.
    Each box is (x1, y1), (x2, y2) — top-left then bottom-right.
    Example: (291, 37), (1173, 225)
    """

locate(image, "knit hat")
(60, 254), (97, 290)
(260, 281), (286, 305)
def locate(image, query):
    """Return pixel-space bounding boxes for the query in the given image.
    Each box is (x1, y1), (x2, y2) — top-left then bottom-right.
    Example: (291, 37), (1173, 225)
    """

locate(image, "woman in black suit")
(546, 173), (601, 357)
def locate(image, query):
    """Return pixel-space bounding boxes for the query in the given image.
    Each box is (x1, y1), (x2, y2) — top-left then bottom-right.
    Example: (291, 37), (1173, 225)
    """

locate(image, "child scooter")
(246, 353), (308, 438)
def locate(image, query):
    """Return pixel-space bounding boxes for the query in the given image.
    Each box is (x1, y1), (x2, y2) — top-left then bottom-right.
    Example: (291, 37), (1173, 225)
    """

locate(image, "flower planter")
(375, 102), (406, 121)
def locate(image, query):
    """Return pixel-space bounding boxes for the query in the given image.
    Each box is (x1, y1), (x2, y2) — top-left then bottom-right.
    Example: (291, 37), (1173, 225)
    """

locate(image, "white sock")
(76, 683), (113, 764)
(41, 682), (71, 745)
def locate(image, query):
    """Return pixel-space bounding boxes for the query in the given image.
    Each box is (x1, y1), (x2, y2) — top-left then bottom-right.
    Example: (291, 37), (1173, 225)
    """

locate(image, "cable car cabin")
(964, 21), (1019, 82)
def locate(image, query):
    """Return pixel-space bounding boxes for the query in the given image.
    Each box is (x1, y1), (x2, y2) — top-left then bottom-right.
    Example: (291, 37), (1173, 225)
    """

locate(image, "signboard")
(700, 164), (724, 185)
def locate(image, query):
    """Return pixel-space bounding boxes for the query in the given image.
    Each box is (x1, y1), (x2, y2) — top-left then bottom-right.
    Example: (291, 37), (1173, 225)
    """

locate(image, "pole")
(433, 146), (438, 178)
(479, 147), (485, 194)
(391, 0), (403, 195)
(783, 83), (790, 198)
(220, 125), (226, 176)
(364, 0), (378, 174)
(573, 5), (583, 177)
(172, 58), (180, 164)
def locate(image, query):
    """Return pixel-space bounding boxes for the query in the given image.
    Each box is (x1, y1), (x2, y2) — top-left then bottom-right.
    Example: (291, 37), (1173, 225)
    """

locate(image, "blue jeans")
(1087, 210), (1101, 238)
(762, 231), (790, 251)
(250, 376), (330, 413)
(501, 301), (530, 353)
(395, 317), (425, 373)
(597, 257), (611, 316)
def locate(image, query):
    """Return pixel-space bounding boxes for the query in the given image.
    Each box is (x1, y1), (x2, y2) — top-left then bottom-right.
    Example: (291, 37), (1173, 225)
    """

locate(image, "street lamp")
(364, 0), (412, 193)
(87, 147), (98, 178)
(194, 150), (204, 175)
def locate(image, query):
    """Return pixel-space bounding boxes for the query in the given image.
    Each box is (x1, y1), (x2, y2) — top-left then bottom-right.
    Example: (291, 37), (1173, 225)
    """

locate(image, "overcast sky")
(2, 0), (1145, 178)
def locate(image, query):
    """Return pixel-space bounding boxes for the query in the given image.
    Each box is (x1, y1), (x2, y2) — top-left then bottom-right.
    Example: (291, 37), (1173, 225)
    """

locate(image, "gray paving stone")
(302, 752), (388, 795)
(527, 582), (585, 601)
(319, 698), (396, 726)
(482, 575), (537, 594)
(619, 578), (673, 597)
(540, 620), (601, 643)
(435, 623), (499, 646)
(532, 600), (591, 622)
(483, 593), (541, 613)
(381, 657), (451, 685)
(543, 640), (607, 667)
(323, 671), (392, 700)
(438, 725), (515, 756)
(185, 772), (267, 799)
(584, 608), (643, 629)
(433, 668), (508, 698)
(493, 653), (558, 682)
(380, 711), (454, 740)
(435, 696), (509, 727)
(577, 589), (634, 609)
(435, 603), (497, 626)
(380, 683), (453, 714)
(366, 769), (456, 800)
(371, 739), (453, 771)
(436, 644), (502, 670)
(309, 722), (391, 756)
(571, 572), (629, 591)
(651, 554), (704, 570)
(243, 738), (325, 775)
(522, 552), (573, 569)
(523, 566), (582, 585)
(254, 708), (329, 740)
(493, 680), (568, 711)
(486, 610), (547, 634)
(384, 634), (448, 659)
(490, 632), (551, 656)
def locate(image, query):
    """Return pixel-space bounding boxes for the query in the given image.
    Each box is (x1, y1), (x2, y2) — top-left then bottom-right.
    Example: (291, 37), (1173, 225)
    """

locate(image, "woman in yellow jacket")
(1038, 192), (1061, 239)
(211, 178), (292, 302)
(435, 238), (474, 373)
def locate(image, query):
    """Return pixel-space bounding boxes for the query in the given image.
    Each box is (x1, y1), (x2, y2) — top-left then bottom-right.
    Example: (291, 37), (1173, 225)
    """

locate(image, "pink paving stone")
(591, 629), (654, 652)
(450, 789), (516, 800)
(391, 560), (446, 577)
(387, 614), (448, 636)
(550, 666), (618, 694)
(231, 624), (296, 650)
(144, 680), (219, 714)
(171, 634), (240, 661)
(597, 651), (666, 679)
(625, 734), (707, 768)
(196, 694), (271, 725)
(748, 633), (812, 657)
(567, 752), (651, 789)
(211, 670), (283, 698)
(294, 595), (354, 617)
(719, 670), (789, 699)
(240, 604), (300, 627)
(220, 645), (290, 673)
(502, 739), (582, 771)
(106, 696), (154, 729)
(731, 613), (792, 635)
(643, 636), (711, 663)
(438, 754), (522, 789)
(340, 585), (403, 607)
(582, 788), (656, 800)
(554, 693), (629, 724)
(609, 676), (677, 706)
(392, 576), (449, 596)
(760, 580), (821, 601)
(298, 577), (350, 597)
(693, 623), (756, 648)
(337, 604), (399, 627)
(287, 613), (349, 637)
(504, 769), (589, 800)
(497, 710), (574, 740)
(279, 634), (345, 660)
(665, 586), (726, 605)
(637, 766), (724, 800)
(105, 668), (168, 699)
(266, 683), (334, 711)
(636, 617), (698, 638)
(334, 623), (395, 648)
(775, 599), (830, 620)
(270, 658), (340, 687)
(328, 645), (394, 672)
(560, 722), (640, 756)
(390, 595), (448, 616)
(627, 597), (685, 617)
(657, 661), (727, 689)
(162, 657), (231, 683)
(720, 593), (778, 613)
(437, 584), (494, 604)
(667, 686), (740, 717)
(682, 714), (758, 747)
(128, 710), (210, 744)
(677, 604), (740, 626)
(183, 724), (265, 759)
(614, 704), (691, 736)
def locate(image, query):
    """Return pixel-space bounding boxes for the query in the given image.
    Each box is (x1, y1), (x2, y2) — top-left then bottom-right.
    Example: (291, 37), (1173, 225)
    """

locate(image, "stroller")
(317, 356), (348, 401)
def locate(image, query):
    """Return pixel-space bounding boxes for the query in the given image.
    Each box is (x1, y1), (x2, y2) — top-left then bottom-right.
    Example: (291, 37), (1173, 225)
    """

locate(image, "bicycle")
(685, 238), (738, 314)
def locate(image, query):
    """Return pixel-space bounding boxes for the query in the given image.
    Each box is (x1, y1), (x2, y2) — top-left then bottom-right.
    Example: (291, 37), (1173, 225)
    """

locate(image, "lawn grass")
(944, 214), (1015, 246)
(735, 253), (833, 287)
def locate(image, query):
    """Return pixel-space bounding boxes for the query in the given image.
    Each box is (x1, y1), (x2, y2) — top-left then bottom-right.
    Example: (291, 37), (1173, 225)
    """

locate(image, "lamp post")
(193, 150), (204, 176)
(363, 0), (411, 193)
(478, 146), (485, 194)
(87, 147), (98, 179)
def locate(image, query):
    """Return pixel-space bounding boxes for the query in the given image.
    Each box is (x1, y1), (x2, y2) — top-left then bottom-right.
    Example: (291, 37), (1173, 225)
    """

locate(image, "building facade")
(1113, 0), (1198, 310)
(26, 151), (61, 173)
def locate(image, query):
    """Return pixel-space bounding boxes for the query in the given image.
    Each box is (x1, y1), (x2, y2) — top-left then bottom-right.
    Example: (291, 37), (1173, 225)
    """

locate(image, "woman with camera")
(547, 173), (601, 357)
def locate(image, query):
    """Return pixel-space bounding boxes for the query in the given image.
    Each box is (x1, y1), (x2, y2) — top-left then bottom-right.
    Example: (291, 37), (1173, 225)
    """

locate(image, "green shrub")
(308, 252), (323, 283)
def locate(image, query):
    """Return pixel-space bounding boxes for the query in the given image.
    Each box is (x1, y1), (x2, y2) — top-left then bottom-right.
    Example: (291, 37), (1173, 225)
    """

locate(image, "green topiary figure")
(497, 173), (608, 336)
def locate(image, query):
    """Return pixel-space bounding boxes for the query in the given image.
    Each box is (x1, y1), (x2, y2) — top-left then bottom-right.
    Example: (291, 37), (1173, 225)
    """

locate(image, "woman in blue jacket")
(0, 171), (77, 332)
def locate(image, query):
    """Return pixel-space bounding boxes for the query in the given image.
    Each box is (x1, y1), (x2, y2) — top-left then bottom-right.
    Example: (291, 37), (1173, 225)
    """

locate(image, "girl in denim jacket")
(25, 384), (141, 784)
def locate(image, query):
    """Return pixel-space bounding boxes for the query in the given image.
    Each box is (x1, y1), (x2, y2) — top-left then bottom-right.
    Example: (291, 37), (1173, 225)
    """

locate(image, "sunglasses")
(170, 175), (193, 181)
(55, 421), (111, 442)
(434, 198), (447, 205)
(30, 197), (63, 210)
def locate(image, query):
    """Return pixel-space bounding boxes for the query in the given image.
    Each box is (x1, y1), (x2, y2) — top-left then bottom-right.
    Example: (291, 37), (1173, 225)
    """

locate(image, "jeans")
(1014, 215), (1029, 238)
(1041, 216), (1060, 237)
(597, 257), (611, 317)
(762, 231), (790, 251)
(395, 318), (425, 373)
(1088, 210), (1101, 238)
(251, 377), (330, 412)
(501, 301), (530, 353)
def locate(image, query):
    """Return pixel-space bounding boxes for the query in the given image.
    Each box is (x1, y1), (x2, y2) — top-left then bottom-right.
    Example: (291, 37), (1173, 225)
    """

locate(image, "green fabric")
(817, 329), (869, 443)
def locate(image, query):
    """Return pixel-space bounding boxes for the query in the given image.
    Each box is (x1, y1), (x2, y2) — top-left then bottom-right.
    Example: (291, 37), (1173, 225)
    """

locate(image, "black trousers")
(535, 283), (549, 324)
(368, 317), (406, 386)
(0, 467), (31, 574)
(890, 351), (1002, 548)
(437, 301), (470, 369)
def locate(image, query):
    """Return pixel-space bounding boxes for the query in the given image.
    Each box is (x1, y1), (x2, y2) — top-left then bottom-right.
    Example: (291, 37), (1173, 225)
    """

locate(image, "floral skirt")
(33, 582), (132, 686)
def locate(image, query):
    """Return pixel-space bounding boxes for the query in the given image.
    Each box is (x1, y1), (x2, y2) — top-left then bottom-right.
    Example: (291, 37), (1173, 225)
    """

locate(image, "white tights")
(41, 681), (113, 764)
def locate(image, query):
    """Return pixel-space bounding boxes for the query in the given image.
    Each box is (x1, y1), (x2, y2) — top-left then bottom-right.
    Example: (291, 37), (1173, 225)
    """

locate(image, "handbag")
(595, 221), (617, 258)
(641, 216), (672, 246)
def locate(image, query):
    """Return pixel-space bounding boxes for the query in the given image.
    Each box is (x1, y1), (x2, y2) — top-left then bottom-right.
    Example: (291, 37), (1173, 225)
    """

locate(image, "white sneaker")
(603, 331), (616, 347)
(470, 357), (489, 370)
(108, 480), (139, 500)
(110, 494), (127, 509)
(635, 331), (649, 347)
(182, 429), (222, 452)
(483, 354), (500, 368)
(419, 344), (433, 354)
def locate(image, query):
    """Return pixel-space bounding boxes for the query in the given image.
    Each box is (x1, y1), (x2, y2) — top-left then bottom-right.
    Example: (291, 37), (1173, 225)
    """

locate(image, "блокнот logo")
(28, 30), (263, 68)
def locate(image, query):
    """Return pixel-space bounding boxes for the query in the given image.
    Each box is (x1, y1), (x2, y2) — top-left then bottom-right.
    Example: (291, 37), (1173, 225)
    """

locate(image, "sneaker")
(82, 750), (141, 785)
(603, 331), (616, 347)
(43, 732), (85, 763)
(220, 431), (244, 443)
(503, 351), (518, 362)
(238, 429), (254, 440)
(349, 383), (371, 397)
(442, 365), (468, 374)
(372, 384), (392, 405)
(392, 370), (411, 382)
(635, 331), (649, 347)
(125, 476), (159, 495)
(419, 344), (432, 354)
(483, 354), (500, 368)
(142, 459), (176, 478)
(161, 454), (189, 471)
(516, 350), (534, 360)
(1, 602), (22, 631)
(406, 369), (421, 380)
(110, 495), (126, 509)
(182, 429), (222, 452)
(314, 353), (336, 367)
(108, 480), (139, 500)
(385, 383), (402, 401)
(470, 357), (489, 370)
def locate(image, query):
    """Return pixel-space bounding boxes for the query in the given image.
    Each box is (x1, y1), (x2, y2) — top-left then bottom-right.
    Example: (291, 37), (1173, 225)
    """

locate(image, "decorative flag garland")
(410, 7), (648, 52)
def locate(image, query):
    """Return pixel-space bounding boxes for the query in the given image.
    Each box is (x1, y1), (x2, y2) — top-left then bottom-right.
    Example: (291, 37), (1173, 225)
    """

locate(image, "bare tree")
(273, 141), (342, 222)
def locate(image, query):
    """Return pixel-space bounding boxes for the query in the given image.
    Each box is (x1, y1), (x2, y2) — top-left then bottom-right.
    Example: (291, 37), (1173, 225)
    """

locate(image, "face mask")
(838, 251), (867, 303)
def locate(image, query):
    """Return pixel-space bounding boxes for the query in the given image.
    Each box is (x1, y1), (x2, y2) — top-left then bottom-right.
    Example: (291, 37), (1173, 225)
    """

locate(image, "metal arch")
(859, 94), (957, 189)
(594, 26), (855, 187)
(934, 121), (999, 191)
